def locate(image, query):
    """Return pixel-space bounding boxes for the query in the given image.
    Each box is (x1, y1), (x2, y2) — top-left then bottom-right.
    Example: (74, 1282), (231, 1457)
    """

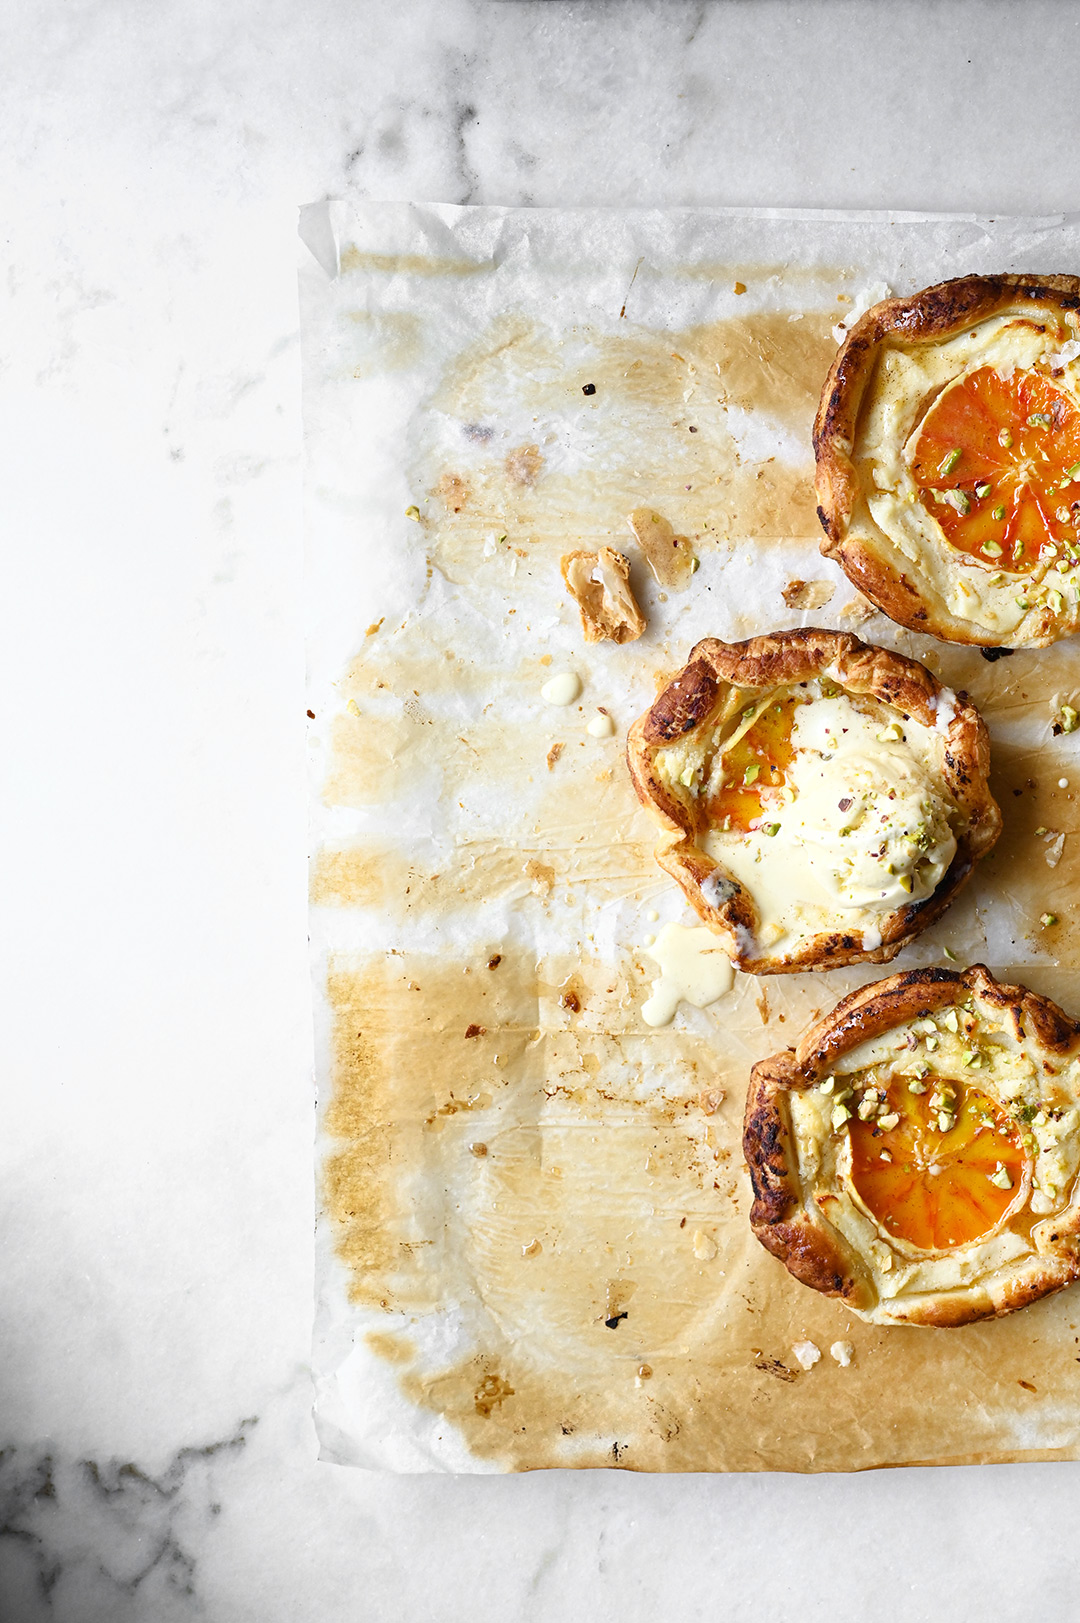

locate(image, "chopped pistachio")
(982, 540), (1004, 557)
(857, 1097), (879, 1121)
(1028, 412), (1053, 427)
(940, 488), (970, 515)
(1041, 913), (1059, 927)
(1016, 597), (1031, 610)
(1058, 508), (1073, 525)
(941, 1009), (959, 1032)
(976, 482), (992, 498)
(936, 1111), (956, 1133)
(762, 822), (781, 837)
(405, 504), (421, 521)
(689, 556), (700, 574)
(1035, 826), (1048, 837)
(907, 1078), (928, 1095)
(998, 429), (1013, 448)
(831, 1103), (852, 1131)
(897, 873), (913, 893)
(992, 504), (1006, 520)
(1050, 589), (1065, 612)
(878, 1112), (900, 1131)
(1060, 705), (1079, 733)
(989, 572), (1006, 586)
(1067, 462), (1080, 481)
(942, 947), (958, 962)
(876, 723), (903, 742)
(938, 448), (962, 475)
(743, 763), (760, 785)
(818, 1076), (836, 1095)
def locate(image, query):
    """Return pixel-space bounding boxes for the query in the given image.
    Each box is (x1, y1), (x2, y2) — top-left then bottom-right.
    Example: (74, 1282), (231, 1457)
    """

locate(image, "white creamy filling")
(854, 314), (1080, 635)
(703, 696), (956, 948)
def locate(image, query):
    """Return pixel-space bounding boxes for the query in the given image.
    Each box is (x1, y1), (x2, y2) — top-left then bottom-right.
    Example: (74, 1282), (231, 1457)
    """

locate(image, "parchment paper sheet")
(304, 202), (1080, 1472)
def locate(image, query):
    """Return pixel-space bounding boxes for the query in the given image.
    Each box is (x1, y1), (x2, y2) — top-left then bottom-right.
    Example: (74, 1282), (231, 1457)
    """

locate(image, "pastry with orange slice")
(815, 273), (1080, 648)
(744, 965), (1080, 1326)
(626, 629), (1000, 974)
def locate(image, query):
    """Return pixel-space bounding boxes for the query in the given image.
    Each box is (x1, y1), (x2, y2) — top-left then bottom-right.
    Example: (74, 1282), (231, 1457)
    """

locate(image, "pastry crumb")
(783, 578), (834, 611)
(829, 1340), (854, 1367)
(838, 593), (878, 625)
(792, 1339), (821, 1370)
(561, 548), (646, 643)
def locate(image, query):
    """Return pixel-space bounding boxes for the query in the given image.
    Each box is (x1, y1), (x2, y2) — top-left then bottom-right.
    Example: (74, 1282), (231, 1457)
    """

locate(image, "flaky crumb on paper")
(561, 547), (646, 644)
(792, 1340), (822, 1371)
(782, 578), (834, 611)
(837, 592), (878, 625)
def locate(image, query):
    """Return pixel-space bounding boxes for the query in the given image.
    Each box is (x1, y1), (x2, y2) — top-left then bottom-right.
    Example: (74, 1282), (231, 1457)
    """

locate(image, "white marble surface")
(7, 1), (1080, 1616)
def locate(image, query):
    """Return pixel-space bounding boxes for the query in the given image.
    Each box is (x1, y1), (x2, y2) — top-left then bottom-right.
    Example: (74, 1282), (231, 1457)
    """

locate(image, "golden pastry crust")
(815, 273), (1080, 648)
(626, 628), (1000, 974)
(744, 966), (1080, 1326)
(560, 548), (645, 643)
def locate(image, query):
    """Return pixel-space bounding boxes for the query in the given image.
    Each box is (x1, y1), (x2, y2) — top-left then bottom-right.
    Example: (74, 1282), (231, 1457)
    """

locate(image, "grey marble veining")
(0, 1425), (253, 1619)
(8, 0), (1080, 1617)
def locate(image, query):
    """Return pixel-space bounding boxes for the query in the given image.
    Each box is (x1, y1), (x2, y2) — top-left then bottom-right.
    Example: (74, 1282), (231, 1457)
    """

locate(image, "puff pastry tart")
(815, 273), (1080, 648)
(744, 966), (1080, 1326)
(626, 629), (999, 974)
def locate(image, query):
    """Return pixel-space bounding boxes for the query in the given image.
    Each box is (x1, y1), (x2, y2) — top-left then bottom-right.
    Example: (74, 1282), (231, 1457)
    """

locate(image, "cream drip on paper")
(640, 922), (734, 1027)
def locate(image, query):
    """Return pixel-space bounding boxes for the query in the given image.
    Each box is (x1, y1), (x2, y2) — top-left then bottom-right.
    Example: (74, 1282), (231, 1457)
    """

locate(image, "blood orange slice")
(909, 362), (1080, 574)
(706, 692), (804, 833)
(849, 1076), (1026, 1251)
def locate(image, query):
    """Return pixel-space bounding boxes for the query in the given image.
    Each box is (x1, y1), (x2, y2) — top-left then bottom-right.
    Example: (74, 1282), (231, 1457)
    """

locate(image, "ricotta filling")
(855, 312), (1080, 636)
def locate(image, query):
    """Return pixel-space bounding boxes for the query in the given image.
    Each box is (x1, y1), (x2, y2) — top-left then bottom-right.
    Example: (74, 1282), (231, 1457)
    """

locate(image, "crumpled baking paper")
(304, 201), (1080, 1472)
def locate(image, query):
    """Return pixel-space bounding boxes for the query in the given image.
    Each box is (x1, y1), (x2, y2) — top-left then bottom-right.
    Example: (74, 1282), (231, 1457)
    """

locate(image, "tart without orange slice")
(815, 274), (1080, 648)
(744, 966), (1080, 1327)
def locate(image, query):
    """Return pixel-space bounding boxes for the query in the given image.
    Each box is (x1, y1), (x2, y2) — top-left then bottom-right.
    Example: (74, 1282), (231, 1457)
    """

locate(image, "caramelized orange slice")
(705, 693), (804, 833)
(910, 363), (1080, 573)
(849, 1076), (1026, 1251)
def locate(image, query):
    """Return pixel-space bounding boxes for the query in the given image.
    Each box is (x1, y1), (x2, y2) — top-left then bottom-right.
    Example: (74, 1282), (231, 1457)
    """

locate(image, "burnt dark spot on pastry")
(980, 646), (1015, 662)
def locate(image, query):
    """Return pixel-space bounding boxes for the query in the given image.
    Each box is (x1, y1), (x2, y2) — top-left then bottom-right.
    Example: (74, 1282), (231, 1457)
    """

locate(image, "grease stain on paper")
(412, 308), (836, 582)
